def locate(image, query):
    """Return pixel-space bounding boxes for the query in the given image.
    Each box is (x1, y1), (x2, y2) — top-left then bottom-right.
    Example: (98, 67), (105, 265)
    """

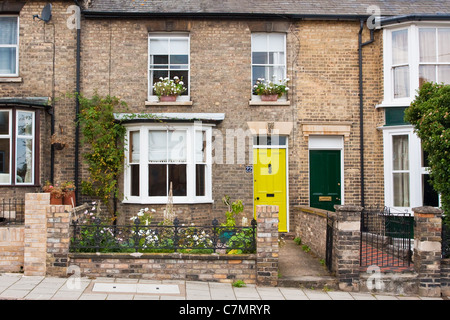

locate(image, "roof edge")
(381, 14), (450, 26)
(81, 10), (371, 21)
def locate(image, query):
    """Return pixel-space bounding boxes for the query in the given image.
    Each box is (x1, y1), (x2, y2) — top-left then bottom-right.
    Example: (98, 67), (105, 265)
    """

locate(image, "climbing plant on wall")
(77, 92), (128, 220)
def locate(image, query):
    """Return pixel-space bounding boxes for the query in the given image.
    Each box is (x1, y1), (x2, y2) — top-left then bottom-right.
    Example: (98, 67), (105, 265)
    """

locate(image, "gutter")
(81, 10), (371, 21)
(380, 14), (450, 27)
(358, 19), (375, 209)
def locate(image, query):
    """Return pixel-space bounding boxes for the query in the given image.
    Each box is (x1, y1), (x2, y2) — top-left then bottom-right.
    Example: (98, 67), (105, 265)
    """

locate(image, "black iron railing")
(0, 198), (25, 225)
(360, 207), (413, 268)
(443, 222), (450, 259)
(70, 217), (257, 254)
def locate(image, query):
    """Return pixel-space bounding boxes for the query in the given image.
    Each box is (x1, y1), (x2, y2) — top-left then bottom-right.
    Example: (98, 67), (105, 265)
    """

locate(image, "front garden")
(70, 202), (257, 255)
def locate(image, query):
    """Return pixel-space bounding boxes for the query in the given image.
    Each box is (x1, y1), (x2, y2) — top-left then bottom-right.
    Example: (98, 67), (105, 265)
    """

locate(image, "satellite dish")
(33, 3), (52, 23)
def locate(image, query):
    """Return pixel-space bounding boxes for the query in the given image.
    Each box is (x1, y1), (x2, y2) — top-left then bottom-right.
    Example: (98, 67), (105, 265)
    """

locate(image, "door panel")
(309, 150), (341, 212)
(253, 148), (287, 232)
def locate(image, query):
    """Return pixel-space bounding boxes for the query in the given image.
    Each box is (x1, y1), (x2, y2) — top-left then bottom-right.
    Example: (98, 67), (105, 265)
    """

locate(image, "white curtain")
(419, 28), (436, 63)
(392, 29), (408, 65)
(130, 131), (140, 163)
(392, 135), (410, 207)
(148, 130), (167, 162)
(168, 131), (186, 162)
(438, 28), (450, 63)
(392, 30), (409, 98)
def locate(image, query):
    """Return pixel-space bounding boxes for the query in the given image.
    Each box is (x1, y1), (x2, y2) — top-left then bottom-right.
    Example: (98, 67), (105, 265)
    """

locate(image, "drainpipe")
(358, 19), (374, 209)
(74, 0), (81, 205)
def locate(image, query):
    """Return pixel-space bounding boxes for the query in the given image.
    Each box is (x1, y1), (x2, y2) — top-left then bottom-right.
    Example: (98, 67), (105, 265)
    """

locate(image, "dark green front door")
(309, 150), (341, 212)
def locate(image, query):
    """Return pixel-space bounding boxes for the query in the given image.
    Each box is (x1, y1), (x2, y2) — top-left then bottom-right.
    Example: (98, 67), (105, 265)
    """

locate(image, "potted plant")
(62, 181), (76, 207)
(153, 76), (187, 102)
(43, 181), (64, 205)
(51, 133), (66, 150)
(253, 77), (290, 101)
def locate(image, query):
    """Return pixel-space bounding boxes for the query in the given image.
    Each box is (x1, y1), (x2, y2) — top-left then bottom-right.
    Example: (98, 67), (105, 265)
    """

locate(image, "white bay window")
(383, 24), (450, 106)
(382, 126), (439, 212)
(0, 109), (36, 185)
(124, 123), (212, 204)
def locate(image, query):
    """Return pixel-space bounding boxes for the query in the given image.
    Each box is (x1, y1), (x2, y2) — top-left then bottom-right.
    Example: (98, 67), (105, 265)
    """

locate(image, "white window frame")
(147, 33), (190, 102)
(123, 123), (213, 204)
(15, 110), (35, 185)
(382, 22), (450, 107)
(0, 110), (12, 184)
(382, 125), (439, 213)
(0, 109), (35, 185)
(251, 32), (287, 101)
(0, 15), (19, 77)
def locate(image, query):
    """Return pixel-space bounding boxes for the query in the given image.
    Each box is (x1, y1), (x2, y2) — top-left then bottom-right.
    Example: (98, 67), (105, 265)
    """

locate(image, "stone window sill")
(248, 100), (290, 106)
(145, 100), (193, 106)
(0, 77), (22, 83)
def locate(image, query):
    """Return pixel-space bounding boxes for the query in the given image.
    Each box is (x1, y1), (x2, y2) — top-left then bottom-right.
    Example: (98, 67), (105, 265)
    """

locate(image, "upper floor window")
(418, 27), (450, 87)
(0, 16), (19, 77)
(148, 33), (190, 101)
(251, 33), (286, 99)
(383, 24), (450, 105)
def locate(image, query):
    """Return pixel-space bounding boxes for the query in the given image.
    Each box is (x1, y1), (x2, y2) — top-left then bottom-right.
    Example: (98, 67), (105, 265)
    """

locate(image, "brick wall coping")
(334, 205), (364, 212)
(292, 205), (333, 219)
(412, 206), (443, 217)
(70, 252), (256, 261)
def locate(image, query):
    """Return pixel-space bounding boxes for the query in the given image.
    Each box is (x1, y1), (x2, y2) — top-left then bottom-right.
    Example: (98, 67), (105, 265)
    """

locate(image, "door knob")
(255, 197), (260, 200)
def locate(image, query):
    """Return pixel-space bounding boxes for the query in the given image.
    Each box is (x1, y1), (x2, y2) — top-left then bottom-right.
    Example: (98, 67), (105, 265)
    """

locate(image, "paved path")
(0, 273), (445, 301)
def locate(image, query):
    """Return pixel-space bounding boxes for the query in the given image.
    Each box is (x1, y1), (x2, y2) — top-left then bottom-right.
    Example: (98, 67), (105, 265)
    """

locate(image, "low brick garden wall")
(69, 252), (256, 283)
(0, 194), (279, 286)
(0, 226), (24, 273)
(291, 205), (331, 260)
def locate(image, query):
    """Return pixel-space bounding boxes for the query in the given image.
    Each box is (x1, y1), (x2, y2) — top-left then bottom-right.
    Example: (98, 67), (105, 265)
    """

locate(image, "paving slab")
(278, 287), (309, 300)
(327, 291), (355, 300)
(350, 292), (377, 300)
(303, 289), (332, 300)
(257, 287), (285, 300)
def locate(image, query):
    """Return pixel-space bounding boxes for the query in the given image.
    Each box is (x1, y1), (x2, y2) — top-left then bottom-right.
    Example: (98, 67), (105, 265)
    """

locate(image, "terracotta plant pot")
(261, 94), (278, 101)
(159, 95), (177, 102)
(50, 195), (63, 205)
(63, 190), (76, 207)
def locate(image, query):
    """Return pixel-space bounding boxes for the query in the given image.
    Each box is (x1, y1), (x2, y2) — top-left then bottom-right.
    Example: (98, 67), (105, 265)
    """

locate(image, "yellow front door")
(253, 148), (287, 232)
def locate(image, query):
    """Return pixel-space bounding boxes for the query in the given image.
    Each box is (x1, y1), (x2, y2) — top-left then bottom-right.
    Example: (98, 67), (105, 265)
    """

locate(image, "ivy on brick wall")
(405, 82), (450, 225)
(77, 92), (128, 220)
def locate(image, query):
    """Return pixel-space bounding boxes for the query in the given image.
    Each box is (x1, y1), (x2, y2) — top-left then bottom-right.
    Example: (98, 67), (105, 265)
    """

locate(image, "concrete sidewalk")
(0, 273), (445, 300)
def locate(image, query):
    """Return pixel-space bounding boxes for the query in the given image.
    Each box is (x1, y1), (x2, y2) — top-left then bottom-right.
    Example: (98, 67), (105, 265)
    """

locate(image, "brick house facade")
(1, 0), (449, 230)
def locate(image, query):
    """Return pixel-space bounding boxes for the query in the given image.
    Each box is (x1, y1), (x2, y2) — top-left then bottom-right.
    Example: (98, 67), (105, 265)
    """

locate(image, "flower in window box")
(153, 76), (187, 101)
(253, 77), (289, 101)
